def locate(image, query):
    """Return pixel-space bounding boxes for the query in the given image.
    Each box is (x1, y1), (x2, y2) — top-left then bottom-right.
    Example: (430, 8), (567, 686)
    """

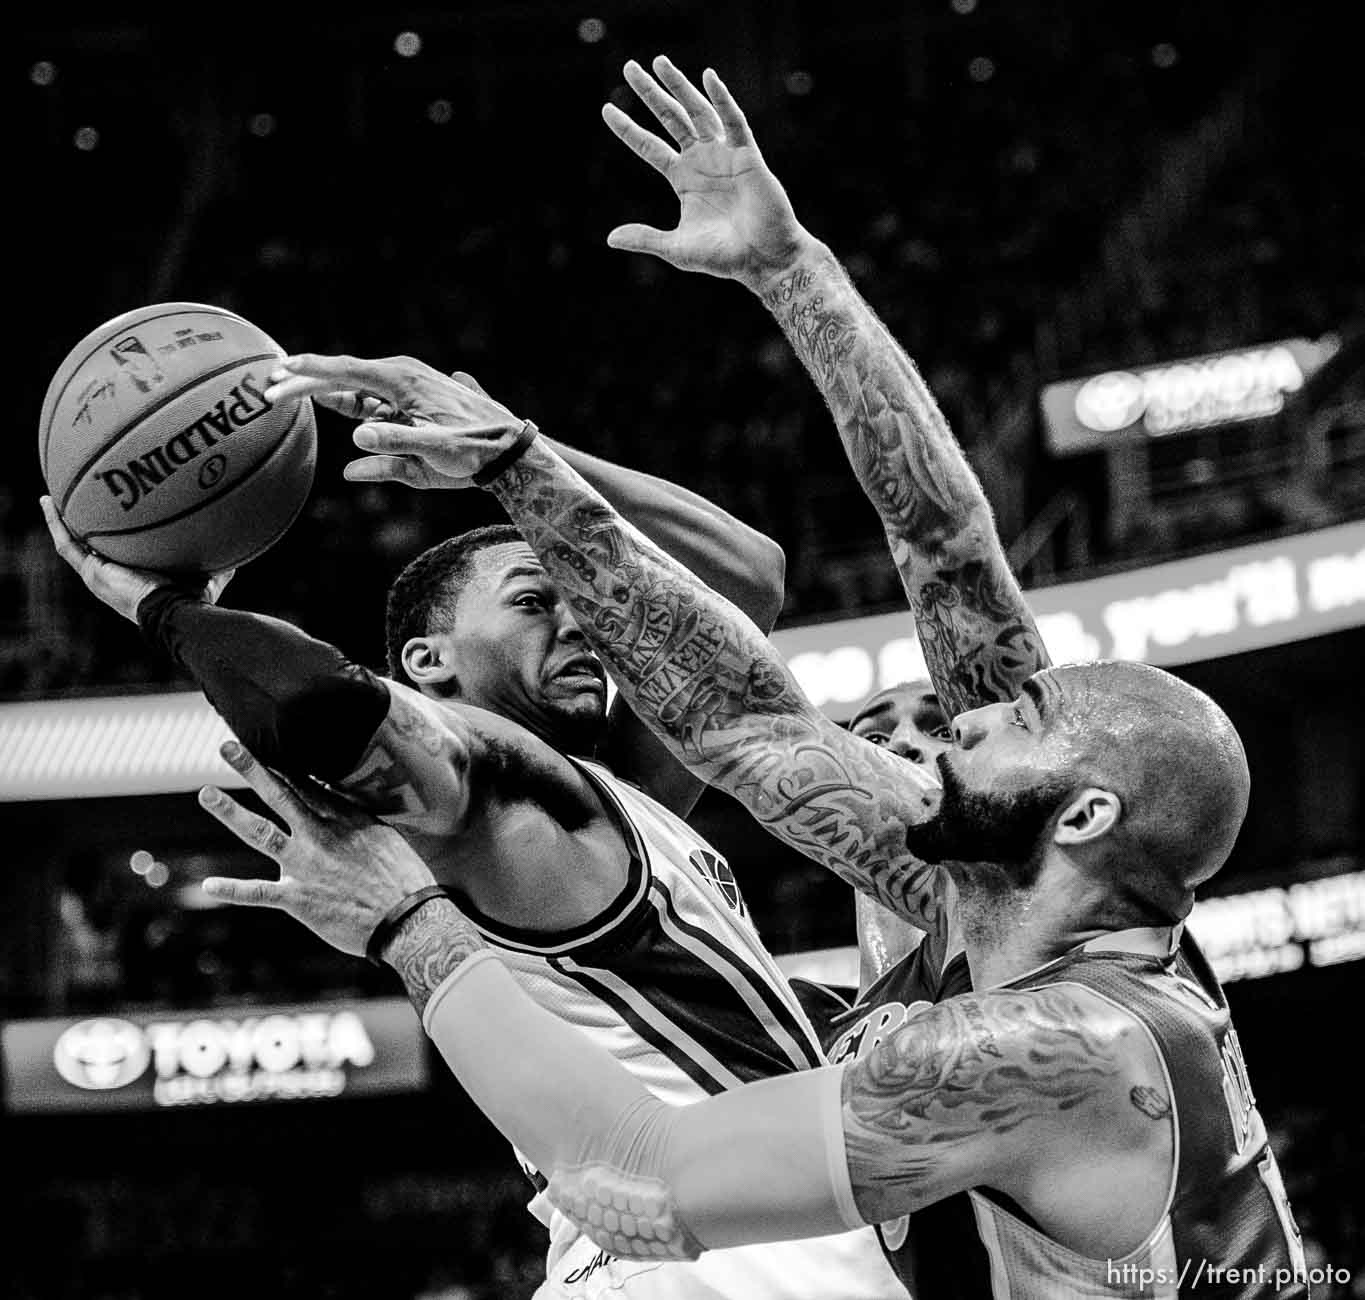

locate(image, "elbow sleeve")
(138, 587), (390, 780)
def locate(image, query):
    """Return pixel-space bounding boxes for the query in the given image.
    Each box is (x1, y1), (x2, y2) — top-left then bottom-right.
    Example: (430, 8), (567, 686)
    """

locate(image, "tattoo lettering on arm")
(763, 251), (1049, 718)
(490, 447), (947, 929)
(341, 689), (472, 833)
(383, 897), (487, 1017)
(840, 987), (1132, 1222)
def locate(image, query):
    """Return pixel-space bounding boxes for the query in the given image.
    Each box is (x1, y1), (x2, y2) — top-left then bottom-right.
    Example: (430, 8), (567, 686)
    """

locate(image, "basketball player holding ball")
(42, 383), (909, 1296)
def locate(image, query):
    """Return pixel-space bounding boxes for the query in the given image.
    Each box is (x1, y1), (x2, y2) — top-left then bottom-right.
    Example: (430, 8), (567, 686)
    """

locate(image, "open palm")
(603, 58), (806, 289)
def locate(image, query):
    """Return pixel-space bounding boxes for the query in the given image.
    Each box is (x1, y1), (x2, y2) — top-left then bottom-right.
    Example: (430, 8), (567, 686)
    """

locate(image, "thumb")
(606, 223), (677, 260)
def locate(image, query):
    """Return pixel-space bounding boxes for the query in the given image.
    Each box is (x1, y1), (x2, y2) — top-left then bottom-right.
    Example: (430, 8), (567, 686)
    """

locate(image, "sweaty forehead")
(469, 541), (544, 588)
(1025, 667), (1087, 724)
(851, 681), (940, 728)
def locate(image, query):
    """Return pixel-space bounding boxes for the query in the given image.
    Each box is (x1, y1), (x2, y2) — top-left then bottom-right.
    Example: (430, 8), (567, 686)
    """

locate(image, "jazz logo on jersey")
(688, 848), (747, 917)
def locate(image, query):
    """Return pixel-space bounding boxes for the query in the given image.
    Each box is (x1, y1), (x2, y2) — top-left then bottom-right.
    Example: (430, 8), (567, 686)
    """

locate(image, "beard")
(903, 755), (1069, 892)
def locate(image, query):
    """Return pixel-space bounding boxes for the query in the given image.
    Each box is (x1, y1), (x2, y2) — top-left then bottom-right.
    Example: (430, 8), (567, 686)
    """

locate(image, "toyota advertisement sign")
(1040, 335), (1339, 454)
(1, 998), (428, 1113)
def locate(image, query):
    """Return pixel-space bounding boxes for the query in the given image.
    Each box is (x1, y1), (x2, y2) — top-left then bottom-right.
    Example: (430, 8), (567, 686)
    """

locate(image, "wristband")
(472, 420), (540, 487)
(365, 885), (452, 966)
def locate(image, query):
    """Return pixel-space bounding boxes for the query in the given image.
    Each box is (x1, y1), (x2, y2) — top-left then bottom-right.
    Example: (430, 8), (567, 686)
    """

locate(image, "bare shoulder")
(841, 982), (1172, 1227)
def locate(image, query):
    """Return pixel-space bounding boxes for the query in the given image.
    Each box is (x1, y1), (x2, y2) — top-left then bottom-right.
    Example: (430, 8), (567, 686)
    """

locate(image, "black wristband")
(472, 420), (540, 487)
(365, 885), (451, 966)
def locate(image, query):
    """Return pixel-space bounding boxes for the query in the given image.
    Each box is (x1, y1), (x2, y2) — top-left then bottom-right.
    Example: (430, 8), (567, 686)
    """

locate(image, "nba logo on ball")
(39, 303), (317, 574)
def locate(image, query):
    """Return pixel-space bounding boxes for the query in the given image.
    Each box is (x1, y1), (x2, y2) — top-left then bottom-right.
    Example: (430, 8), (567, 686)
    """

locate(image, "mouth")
(552, 657), (607, 689)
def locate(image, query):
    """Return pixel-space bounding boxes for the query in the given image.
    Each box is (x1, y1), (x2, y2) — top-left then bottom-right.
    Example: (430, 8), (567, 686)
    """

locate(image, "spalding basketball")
(39, 302), (317, 575)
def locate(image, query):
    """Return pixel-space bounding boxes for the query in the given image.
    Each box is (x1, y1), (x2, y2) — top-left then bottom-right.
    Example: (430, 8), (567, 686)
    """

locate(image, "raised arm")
(601, 57), (1050, 721)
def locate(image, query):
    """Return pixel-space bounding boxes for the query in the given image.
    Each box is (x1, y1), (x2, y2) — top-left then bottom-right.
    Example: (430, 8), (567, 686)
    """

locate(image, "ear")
(401, 635), (460, 694)
(1052, 787), (1121, 846)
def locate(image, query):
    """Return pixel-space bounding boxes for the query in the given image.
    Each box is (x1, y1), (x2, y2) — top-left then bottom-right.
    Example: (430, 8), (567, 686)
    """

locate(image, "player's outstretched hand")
(40, 495), (234, 623)
(603, 57), (813, 291)
(264, 356), (527, 489)
(199, 740), (439, 958)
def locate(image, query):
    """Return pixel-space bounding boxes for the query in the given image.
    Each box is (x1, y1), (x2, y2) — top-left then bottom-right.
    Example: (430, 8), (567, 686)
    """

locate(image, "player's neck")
(957, 861), (1094, 989)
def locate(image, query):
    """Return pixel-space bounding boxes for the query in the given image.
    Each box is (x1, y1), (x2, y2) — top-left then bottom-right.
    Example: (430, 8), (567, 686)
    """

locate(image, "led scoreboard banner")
(1039, 335), (1340, 454)
(1, 997), (428, 1114)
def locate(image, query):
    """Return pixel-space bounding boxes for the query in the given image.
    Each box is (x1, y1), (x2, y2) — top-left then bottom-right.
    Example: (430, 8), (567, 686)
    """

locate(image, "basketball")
(39, 302), (317, 575)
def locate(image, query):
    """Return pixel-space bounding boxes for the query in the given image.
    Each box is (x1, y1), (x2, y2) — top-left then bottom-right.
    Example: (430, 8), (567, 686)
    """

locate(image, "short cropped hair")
(384, 524), (524, 687)
(1046, 661), (1251, 925)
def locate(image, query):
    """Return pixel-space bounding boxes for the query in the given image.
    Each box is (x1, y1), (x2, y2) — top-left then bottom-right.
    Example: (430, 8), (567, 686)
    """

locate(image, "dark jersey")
(823, 938), (976, 1297)
(824, 927), (1309, 1298)
(975, 934), (1309, 1298)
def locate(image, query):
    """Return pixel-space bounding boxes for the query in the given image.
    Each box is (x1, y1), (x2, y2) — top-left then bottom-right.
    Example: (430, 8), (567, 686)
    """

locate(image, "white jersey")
(464, 758), (906, 1300)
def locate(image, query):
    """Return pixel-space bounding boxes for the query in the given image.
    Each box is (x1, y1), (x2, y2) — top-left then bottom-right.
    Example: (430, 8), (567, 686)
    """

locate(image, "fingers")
(352, 419), (505, 455)
(343, 455), (449, 489)
(261, 374), (336, 409)
(266, 354), (406, 403)
(601, 103), (676, 178)
(40, 496), (82, 570)
(202, 875), (288, 908)
(312, 389), (396, 422)
(199, 782), (292, 860)
(214, 740), (312, 839)
(606, 223), (676, 260)
(702, 67), (756, 148)
(652, 56), (725, 139)
(623, 59), (699, 147)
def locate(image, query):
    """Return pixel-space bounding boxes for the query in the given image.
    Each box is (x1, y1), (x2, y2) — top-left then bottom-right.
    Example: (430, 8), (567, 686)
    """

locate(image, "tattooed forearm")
(383, 897), (487, 1017)
(840, 987), (1131, 1221)
(490, 443), (947, 929)
(762, 249), (1049, 717)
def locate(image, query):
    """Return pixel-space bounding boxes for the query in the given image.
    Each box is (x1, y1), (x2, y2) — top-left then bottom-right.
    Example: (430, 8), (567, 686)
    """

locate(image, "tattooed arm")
(760, 252), (1048, 717)
(264, 359), (947, 926)
(600, 56), (1049, 720)
(421, 966), (1172, 1259)
(196, 748), (1173, 1257)
(487, 439), (945, 923)
(556, 440), (787, 818)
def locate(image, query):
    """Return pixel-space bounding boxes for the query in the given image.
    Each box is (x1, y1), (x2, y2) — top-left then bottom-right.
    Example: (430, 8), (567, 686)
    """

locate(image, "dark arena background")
(5, 3), (1362, 1297)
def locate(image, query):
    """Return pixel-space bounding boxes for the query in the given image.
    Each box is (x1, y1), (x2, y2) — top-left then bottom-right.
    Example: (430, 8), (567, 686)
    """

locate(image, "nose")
(887, 728), (924, 765)
(952, 706), (993, 749)
(554, 601), (585, 643)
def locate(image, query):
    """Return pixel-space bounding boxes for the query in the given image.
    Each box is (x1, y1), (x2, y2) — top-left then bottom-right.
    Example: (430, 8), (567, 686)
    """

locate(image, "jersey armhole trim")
(971, 978), (1181, 1268)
